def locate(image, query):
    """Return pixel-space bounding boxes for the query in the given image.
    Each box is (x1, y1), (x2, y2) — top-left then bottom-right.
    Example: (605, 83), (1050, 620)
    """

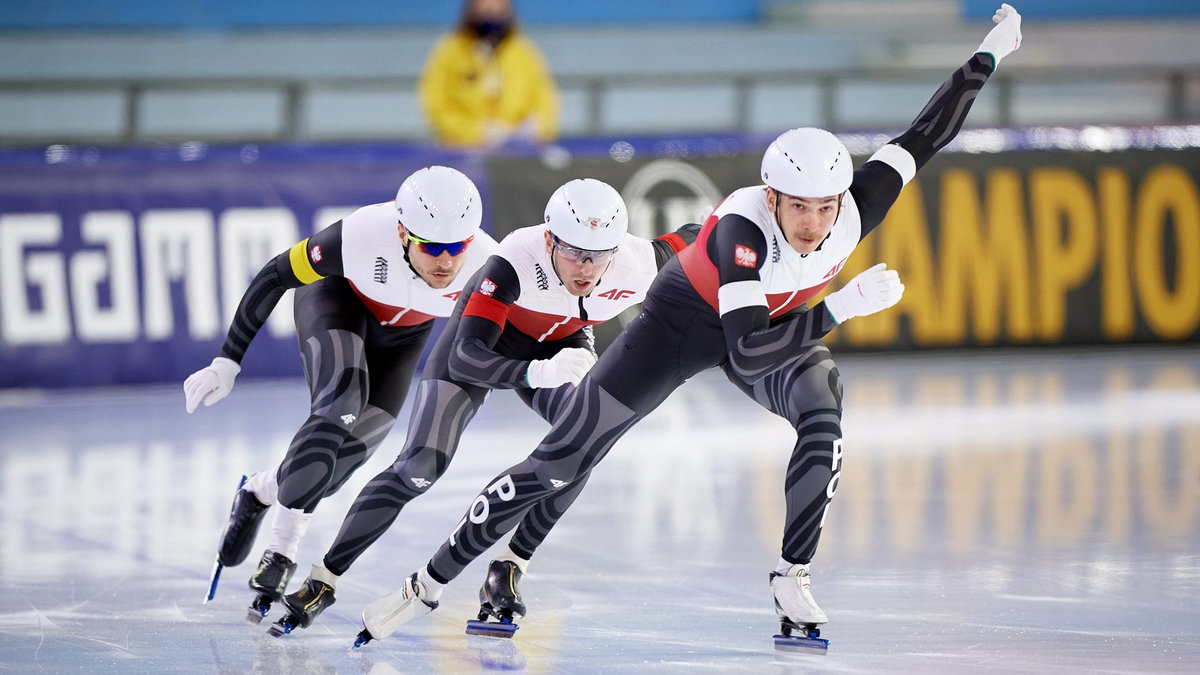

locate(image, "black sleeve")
(708, 214), (837, 385)
(650, 222), (702, 269)
(708, 214), (771, 353)
(893, 53), (995, 171)
(217, 221), (346, 363)
(853, 54), (996, 239)
(446, 255), (536, 389)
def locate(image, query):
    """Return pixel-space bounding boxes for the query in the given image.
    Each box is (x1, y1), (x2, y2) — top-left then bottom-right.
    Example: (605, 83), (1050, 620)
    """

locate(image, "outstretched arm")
(853, 3), (1023, 235)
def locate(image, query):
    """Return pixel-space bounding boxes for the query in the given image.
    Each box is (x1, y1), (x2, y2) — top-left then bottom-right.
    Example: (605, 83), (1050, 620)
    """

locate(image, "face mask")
(470, 20), (509, 42)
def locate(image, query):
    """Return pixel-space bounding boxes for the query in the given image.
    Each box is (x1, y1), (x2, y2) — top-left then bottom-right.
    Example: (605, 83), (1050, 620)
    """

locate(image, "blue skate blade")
(465, 619), (519, 638)
(353, 629), (373, 648)
(204, 559), (223, 603)
(773, 633), (829, 653)
(204, 474), (247, 604)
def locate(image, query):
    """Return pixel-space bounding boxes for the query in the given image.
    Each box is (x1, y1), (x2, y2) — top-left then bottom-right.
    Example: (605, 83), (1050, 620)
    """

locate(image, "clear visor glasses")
(551, 235), (618, 265)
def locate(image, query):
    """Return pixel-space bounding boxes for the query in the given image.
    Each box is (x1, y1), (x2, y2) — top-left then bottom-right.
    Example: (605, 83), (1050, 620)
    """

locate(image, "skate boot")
(268, 565), (338, 637)
(354, 572), (438, 648)
(465, 560), (525, 638)
(218, 483), (270, 567)
(769, 563), (830, 653)
(205, 476), (270, 602)
(246, 550), (297, 624)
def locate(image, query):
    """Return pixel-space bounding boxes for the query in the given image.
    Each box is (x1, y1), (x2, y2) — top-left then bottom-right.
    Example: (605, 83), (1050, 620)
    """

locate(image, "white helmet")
(395, 166), (481, 242)
(543, 178), (628, 250)
(760, 128), (853, 198)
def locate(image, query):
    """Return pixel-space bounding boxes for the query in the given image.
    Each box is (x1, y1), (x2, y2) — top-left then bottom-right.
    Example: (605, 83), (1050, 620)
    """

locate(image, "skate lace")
(302, 584), (330, 612)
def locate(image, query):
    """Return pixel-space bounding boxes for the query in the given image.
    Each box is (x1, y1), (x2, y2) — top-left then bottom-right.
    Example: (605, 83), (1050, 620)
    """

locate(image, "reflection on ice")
(0, 348), (1197, 672)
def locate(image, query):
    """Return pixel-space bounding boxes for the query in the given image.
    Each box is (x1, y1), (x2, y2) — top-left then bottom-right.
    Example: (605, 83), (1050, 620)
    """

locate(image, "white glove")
(975, 3), (1022, 68)
(525, 347), (597, 389)
(823, 263), (905, 324)
(183, 356), (241, 413)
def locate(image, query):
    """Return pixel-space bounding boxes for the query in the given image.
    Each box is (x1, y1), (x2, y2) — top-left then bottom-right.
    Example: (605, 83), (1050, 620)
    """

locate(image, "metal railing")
(1, 65), (1197, 146)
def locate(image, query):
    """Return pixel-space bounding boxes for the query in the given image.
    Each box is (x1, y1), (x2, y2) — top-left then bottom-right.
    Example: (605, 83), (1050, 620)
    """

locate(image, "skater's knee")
(391, 448), (447, 495)
(277, 467), (334, 512)
(528, 459), (587, 494)
(310, 391), (367, 427)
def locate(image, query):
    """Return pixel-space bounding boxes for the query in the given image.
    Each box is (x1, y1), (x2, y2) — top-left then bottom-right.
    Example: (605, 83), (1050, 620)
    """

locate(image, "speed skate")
(464, 560), (525, 638)
(773, 619), (829, 653)
(465, 615), (519, 638)
(769, 564), (829, 653)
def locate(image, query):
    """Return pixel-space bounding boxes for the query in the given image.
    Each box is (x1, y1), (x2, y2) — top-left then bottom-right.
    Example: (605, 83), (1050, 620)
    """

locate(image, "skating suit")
(219, 201), (497, 511)
(420, 53), (1000, 582)
(320, 222), (697, 575)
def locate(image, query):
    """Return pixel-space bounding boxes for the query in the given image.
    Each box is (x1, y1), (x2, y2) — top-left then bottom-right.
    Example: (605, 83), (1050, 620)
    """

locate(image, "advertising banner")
(3, 139), (1197, 388)
(486, 147), (1200, 351)
(0, 144), (485, 387)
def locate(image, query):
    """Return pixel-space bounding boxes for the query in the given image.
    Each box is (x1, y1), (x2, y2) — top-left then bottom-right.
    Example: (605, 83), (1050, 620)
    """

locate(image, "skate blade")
(246, 598), (271, 625)
(773, 633), (829, 653)
(353, 629), (374, 648)
(204, 559), (224, 604)
(465, 619), (519, 638)
(267, 618), (295, 638)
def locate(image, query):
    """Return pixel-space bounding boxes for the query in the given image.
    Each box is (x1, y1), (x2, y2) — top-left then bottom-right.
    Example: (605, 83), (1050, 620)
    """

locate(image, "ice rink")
(2, 346), (1198, 673)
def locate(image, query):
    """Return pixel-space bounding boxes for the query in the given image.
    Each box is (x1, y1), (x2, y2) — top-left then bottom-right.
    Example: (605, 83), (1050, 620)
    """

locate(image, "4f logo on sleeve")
(310, 245), (323, 263)
(479, 278), (497, 297)
(734, 244), (757, 269)
(598, 288), (636, 301)
(443, 291), (461, 301)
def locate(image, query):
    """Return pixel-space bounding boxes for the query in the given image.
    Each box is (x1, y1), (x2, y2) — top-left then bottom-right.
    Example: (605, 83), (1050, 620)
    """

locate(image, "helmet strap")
(397, 229), (426, 280)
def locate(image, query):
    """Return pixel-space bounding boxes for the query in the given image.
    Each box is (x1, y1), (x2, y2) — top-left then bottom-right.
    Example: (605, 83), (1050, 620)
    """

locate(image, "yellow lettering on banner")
(875, 181), (946, 344)
(1098, 168), (1135, 339)
(1134, 165), (1200, 340)
(1031, 168), (1099, 341)
(939, 169), (1035, 344)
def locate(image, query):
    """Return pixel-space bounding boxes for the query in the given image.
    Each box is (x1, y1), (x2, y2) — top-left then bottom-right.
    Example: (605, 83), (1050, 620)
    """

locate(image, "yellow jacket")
(419, 30), (559, 148)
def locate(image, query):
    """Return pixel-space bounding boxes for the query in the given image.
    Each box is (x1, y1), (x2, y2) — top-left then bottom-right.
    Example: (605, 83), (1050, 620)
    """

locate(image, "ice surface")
(2, 347), (1198, 673)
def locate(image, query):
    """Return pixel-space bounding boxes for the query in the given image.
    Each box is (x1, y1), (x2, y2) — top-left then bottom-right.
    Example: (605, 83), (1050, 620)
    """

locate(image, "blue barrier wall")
(3, 132), (1198, 389)
(0, 143), (487, 387)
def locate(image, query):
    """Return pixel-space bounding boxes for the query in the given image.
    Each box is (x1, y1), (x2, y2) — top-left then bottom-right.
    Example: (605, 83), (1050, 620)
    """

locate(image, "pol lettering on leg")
(451, 475), (516, 546)
(818, 439), (843, 529)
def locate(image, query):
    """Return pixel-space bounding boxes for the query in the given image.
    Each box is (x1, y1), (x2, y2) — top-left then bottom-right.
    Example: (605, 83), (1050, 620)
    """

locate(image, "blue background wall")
(9, 1), (1200, 31)
(962, 0), (1200, 19)
(0, 0), (762, 30)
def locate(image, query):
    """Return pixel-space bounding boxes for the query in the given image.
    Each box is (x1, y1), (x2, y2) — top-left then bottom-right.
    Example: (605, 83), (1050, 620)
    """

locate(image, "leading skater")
(184, 166), (496, 620)
(265, 178), (698, 636)
(350, 4), (1024, 648)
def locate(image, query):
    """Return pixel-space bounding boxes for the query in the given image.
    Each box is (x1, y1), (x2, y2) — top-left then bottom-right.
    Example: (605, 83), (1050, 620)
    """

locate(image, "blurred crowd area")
(2, 0), (1199, 145)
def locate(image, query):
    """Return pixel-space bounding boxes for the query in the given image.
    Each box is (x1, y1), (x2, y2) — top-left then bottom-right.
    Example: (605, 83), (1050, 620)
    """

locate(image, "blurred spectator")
(419, 0), (560, 150)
